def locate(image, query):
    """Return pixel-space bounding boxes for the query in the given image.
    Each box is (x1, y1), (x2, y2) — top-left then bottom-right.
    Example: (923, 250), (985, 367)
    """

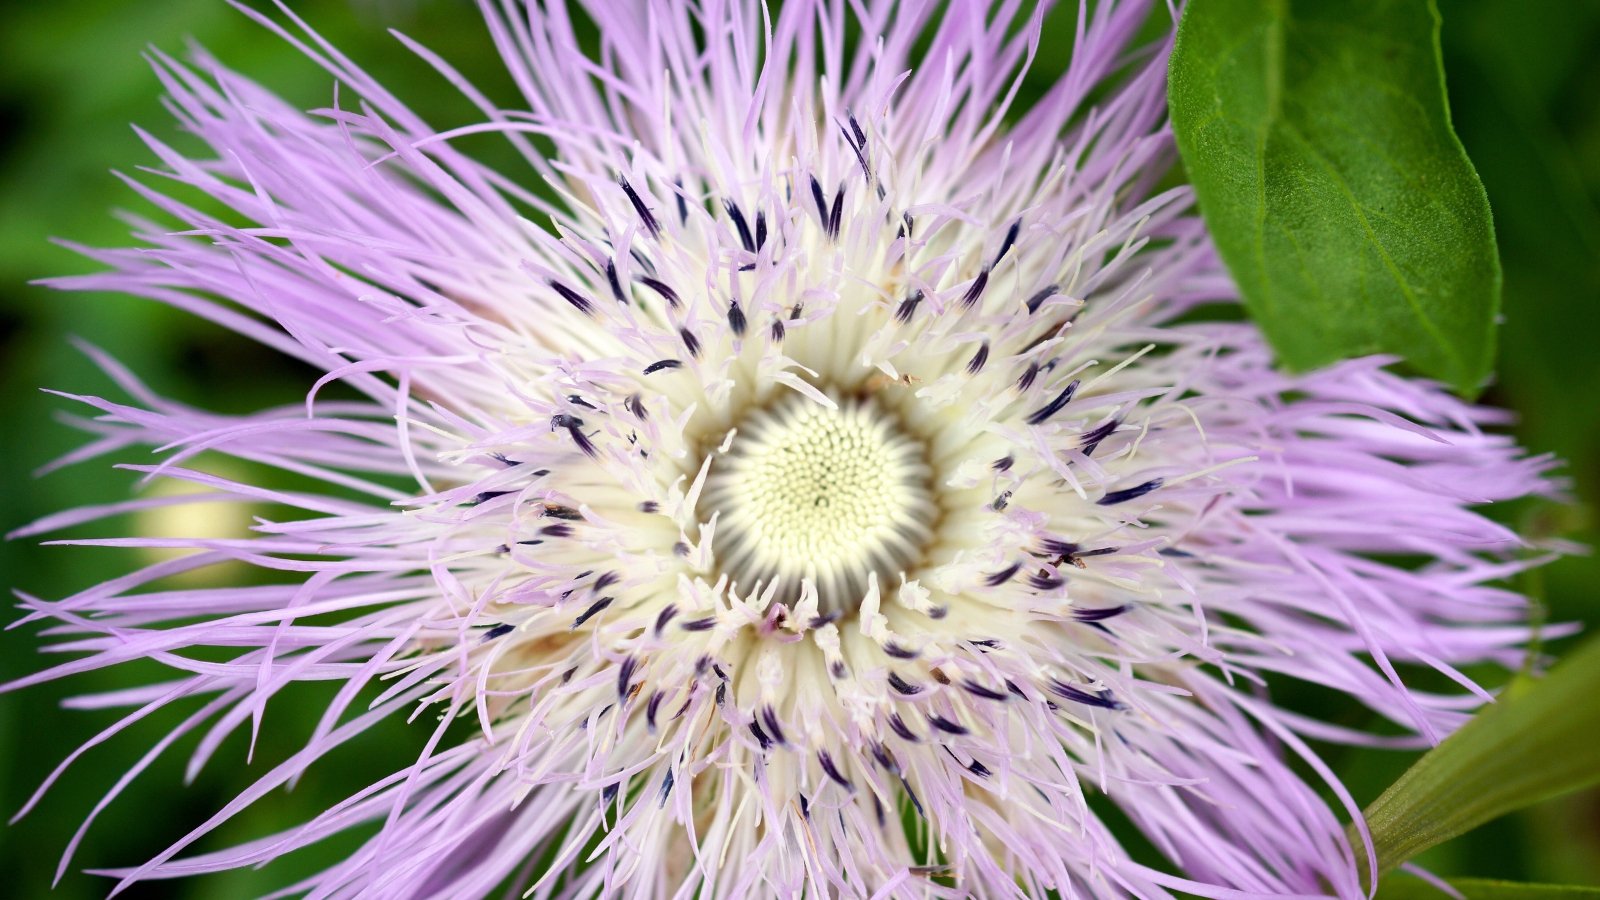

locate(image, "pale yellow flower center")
(703, 394), (936, 613)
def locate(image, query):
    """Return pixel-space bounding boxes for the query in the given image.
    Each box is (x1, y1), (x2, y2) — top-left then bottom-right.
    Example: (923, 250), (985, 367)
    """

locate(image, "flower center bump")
(702, 393), (937, 614)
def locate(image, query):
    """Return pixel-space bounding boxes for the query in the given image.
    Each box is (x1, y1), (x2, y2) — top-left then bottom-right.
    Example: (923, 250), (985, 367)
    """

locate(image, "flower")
(7, 0), (1558, 897)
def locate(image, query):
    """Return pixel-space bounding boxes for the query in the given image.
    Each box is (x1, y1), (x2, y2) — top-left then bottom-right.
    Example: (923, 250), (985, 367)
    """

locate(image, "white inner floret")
(702, 393), (937, 614)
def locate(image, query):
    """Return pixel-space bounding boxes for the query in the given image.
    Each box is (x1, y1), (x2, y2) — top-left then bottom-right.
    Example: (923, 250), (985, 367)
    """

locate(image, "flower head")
(9, 1), (1557, 897)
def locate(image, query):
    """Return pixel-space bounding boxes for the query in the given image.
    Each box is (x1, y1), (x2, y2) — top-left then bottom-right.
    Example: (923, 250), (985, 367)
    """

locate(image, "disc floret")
(703, 393), (937, 614)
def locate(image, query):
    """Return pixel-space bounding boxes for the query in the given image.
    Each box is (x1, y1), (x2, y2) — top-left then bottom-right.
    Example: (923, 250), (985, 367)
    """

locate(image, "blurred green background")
(0, 1), (1596, 896)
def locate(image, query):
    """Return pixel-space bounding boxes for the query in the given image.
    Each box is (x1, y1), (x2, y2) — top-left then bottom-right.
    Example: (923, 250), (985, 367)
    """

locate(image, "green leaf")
(1354, 637), (1600, 878)
(1378, 876), (1600, 899)
(1169, 0), (1501, 395)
